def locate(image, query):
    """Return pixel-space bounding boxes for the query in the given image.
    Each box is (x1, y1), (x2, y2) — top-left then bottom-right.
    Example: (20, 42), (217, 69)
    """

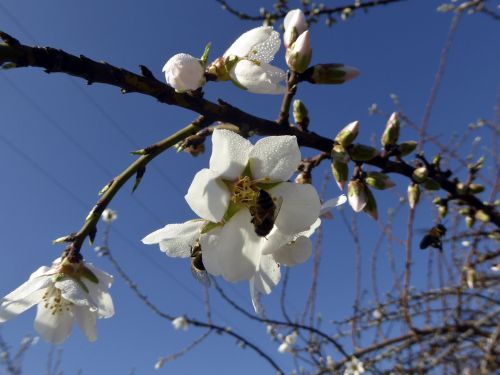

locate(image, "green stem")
(70, 117), (209, 253)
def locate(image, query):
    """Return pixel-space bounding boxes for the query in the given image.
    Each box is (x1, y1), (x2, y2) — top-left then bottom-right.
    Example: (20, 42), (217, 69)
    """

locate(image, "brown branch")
(1, 34), (498, 227)
(215, 0), (410, 22)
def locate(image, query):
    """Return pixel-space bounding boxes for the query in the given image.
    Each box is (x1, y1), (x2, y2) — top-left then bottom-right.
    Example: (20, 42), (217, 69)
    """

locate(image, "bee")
(190, 241), (210, 286)
(249, 189), (282, 237)
(419, 224), (447, 252)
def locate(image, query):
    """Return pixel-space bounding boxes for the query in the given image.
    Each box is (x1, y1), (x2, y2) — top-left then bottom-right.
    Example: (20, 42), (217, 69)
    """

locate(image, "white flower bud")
(162, 53), (205, 92)
(172, 316), (189, 330)
(348, 180), (367, 212)
(286, 30), (312, 73)
(284, 9), (307, 48)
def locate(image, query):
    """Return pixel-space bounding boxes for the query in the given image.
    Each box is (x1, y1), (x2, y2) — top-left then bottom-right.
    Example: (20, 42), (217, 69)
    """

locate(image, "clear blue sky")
(0, 1), (498, 374)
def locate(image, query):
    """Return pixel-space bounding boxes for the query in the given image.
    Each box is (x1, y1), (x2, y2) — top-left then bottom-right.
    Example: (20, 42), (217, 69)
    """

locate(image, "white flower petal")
(34, 302), (74, 345)
(273, 236), (312, 266)
(142, 220), (204, 258)
(254, 254), (281, 294)
(298, 218), (321, 238)
(261, 227), (294, 255)
(249, 276), (262, 314)
(81, 271), (114, 319)
(284, 9), (307, 48)
(199, 227), (223, 277)
(321, 195), (347, 214)
(185, 169), (230, 222)
(230, 60), (286, 94)
(271, 182), (321, 234)
(202, 210), (262, 282)
(55, 279), (97, 311)
(224, 26), (278, 62)
(0, 286), (48, 323)
(209, 129), (253, 179)
(250, 136), (300, 181)
(74, 306), (97, 342)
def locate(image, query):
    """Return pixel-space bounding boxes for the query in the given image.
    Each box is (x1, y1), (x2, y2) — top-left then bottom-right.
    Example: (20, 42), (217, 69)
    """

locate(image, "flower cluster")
(143, 129), (343, 311)
(0, 257), (114, 344)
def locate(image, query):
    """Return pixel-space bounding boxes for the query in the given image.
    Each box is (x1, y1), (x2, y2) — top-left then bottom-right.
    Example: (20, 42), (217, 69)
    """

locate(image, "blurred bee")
(419, 224), (447, 252)
(249, 189), (282, 237)
(190, 241), (210, 286)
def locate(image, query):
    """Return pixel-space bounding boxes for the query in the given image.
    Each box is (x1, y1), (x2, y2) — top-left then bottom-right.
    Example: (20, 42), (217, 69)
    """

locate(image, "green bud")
(468, 183), (485, 194)
(458, 208), (471, 216)
(293, 100), (309, 124)
(348, 180), (367, 212)
(331, 144), (349, 163)
(303, 63), (360, 85)
(332, 161), (349, 190)
(438, 205), (448, 219)
(363, 186), (378, 220)
(475, 210), (490, 223)
(381, 112), (400, 147)
(456, 182), (467, 195)
(52, 236), (70, 245)
(412, 166), (428, 183)
(423, 178), (440, 190)
(407, 184), (420, 209)
(350, 144), (378, 161)
(335, 121), (360, 148)
(432, 154), (442, 168)
(465, 215), (475, 228)
(397, 141), (417, 157)
(365, 172), (395, 190)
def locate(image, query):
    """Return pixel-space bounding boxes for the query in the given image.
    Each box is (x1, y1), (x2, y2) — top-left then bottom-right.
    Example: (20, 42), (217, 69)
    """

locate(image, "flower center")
(42, 287), (73, 315)
(230, 176), (259, 207)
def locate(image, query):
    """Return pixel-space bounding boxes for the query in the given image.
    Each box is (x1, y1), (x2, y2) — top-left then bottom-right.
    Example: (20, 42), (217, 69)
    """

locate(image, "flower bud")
(432, 154), (442, 168)
(365, 172), (395, 190)
(407, 183), (420, 209)
(464, 266), (476, 289)
(438, 204), (448, 219)
(293, 100), (309, 125)
(348, 180), (367, 212)
(332, 161), (348, 190)
(423, 178), (440, 190)
(303, 63), (359, 84)
(412, 166), (428, 183)
(283, 9), (307, 48)
(468, 183), (484, 194)
(396, 141), (417, 157)
(456, 182), (467, 195)
(475, 210), (490, 223)
(335, 121), (359, 149)
(286, 30), (312, 73)
(350, 144), (378, 161)
(363, 186), (378, 220)
(465, 215), (475, 228)
(381, 112), (400, 147)
(331, 144), (349, 163)
(162, 53), (205, 92)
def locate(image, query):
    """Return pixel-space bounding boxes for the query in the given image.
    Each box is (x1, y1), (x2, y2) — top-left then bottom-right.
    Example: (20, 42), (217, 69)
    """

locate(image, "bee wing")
(273, 196), (283, 220)
(191, 267), (211, 287)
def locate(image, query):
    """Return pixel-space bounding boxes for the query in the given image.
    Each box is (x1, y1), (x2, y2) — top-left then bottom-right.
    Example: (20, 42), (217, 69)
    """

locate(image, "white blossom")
(223, 26), (286, 94)
(0, 258), (114, 344)
(143, 129), (321, 307)
(172, 316), (189, 330)
(344, 357), (365, 375)
(162, 53), (205, 92)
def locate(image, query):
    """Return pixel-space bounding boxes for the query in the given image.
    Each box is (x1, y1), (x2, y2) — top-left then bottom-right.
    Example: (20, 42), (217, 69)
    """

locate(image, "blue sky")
(0, 1), (498, 374)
